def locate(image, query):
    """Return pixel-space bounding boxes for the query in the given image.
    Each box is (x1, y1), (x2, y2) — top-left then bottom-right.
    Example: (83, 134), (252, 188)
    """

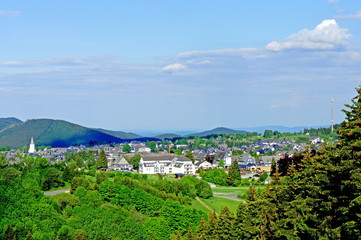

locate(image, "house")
(139, 154), (195, 175)
(223, 153), (233, 168)
(310, 136), (323, 144)
(108, 156), (133, 171)
(137, 146), (151, 153)
(195, 160), (213, 170)
(239, 153), (256, 165)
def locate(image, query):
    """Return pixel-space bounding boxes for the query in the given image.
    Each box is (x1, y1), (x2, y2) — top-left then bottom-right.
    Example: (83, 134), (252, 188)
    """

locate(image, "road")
(213, 192), (246, 202)
(44, 188), (70, 196)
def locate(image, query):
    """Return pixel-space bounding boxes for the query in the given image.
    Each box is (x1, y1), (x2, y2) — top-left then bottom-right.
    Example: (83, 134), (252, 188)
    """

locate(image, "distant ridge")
(0, 119), (125, 148)
(187, 127), (247, 137)
(154, 133), (182, 139)
(94, 128), (142, 139)
(0, 117), (23, 131)
(239, 125), (330, 134)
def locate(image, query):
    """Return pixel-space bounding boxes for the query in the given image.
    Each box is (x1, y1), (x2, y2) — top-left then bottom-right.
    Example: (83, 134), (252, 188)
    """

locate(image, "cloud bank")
(266, 19), (351, 51)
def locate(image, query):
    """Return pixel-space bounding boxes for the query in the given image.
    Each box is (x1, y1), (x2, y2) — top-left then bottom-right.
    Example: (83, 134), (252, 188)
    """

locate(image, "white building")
(108, 156), (133, 171)
(195, 160), (213, 170)
(139, 154), (195, 175)
(28, 137), (36, 153)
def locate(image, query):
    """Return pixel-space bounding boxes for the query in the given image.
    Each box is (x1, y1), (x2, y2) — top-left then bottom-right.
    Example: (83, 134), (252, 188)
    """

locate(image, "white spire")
(29, 137), (36, 153)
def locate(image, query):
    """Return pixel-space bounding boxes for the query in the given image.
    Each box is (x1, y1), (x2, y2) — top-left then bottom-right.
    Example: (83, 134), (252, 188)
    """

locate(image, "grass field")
(213, 186), (266, 199)
(202, 196), (241, 213)
(190, 199), (213, 213)
(191, 196), (241, 214)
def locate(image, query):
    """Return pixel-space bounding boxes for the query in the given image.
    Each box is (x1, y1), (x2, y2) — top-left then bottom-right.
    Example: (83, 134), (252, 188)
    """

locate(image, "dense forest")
(0, 153), (212, 239)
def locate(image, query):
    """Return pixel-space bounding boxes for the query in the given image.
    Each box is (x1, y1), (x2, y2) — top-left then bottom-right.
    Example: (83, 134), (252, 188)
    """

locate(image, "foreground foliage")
(0, 160), (210, 239)
(184, 86), (361, 239)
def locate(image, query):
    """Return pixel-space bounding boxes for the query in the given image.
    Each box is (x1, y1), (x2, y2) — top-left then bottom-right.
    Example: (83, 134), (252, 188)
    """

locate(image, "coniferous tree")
(187, 86), (361, 239)
(271, 86), (361, 239)
(270, 157), (276, 176)
(96, 150), (108, 169)
(195, 218), (209, 240)
(216, 207), (234, 240)
(3, 225), (16, 240)
(226, 160), (241, 186)
(183, 227), (194, 240)
(207, 211), (219, 239)
(75, 154), (84, 168)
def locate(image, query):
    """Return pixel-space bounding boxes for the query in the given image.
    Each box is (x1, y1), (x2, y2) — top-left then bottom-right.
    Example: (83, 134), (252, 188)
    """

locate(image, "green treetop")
(96, 149), (108, 169)
(226, 160), (241, 186)
(122, 144), (131, 153)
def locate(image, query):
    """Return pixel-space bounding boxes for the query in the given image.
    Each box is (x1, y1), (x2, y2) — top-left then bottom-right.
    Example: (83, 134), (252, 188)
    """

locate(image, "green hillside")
(94, 128), (142, 139)
(0, 119), (123, 148)
(187, 127), (247, 137)
(0, 117), (23, 131)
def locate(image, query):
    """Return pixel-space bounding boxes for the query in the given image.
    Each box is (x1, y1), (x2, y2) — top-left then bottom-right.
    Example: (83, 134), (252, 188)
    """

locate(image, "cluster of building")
(1, 135), (322, 176)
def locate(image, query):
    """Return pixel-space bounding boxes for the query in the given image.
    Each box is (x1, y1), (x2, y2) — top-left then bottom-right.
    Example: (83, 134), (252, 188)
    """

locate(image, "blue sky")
(1, 0), (361, 132)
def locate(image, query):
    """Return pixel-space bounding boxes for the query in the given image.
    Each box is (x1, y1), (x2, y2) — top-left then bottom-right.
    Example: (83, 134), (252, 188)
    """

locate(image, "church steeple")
(28, 137), (36, 153)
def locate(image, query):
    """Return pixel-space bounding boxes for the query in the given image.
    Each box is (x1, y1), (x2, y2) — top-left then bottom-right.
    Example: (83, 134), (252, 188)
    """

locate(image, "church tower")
(28, 137), (36, 153)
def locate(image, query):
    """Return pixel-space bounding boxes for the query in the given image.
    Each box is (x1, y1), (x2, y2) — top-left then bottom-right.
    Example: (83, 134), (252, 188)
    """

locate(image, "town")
(1, 130), (328, 176)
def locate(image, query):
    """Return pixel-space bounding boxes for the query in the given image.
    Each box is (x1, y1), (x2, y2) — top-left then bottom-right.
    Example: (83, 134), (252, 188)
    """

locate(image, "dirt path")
(213, 192), (246, 202)
(195, 197), (218, 215)
(44, 188), (70, 196)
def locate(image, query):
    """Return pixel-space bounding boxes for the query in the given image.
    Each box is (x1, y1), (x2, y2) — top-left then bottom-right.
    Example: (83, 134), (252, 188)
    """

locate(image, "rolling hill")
(94, 128), (142, 139)
(0, 119), (125, 148)
(0, 117), (23, 131)
(153, 133), (182, 139)
(187, 127), (247, 137)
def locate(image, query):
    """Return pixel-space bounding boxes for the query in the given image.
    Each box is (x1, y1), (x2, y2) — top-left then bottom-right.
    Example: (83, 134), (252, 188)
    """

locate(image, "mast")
(331, 99), (334, 133)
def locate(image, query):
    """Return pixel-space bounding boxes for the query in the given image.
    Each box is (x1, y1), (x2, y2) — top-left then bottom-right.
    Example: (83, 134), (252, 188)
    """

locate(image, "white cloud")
(0, 10), (21, 17)
(160, 63), (187, 73)
(185, 59), (211, 65)
(269, 104), (281, 109)
(266, 19), (351, 51)
(335, 10), (361, 20)
(179, 48), (261, 58)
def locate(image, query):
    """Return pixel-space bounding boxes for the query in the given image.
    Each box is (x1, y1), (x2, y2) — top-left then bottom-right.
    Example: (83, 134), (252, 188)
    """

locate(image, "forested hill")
(0, 117), (23, 131)
(187, 127), (247, 137)
(0, 119), (125, 148)
(154, 133), (182, 139)
(94, 128), (142, 139)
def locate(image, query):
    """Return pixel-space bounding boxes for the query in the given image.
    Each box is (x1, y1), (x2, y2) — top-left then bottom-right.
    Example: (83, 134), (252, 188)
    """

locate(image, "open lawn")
(202, 196), (241, 213)
(191, 196), (241, 214)
(213, 186), (266, 199)
(191, 198), (213, 214)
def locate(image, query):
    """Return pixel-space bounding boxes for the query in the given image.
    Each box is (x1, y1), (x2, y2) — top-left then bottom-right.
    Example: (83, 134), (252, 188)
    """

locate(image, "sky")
(1, 0), (361, 132)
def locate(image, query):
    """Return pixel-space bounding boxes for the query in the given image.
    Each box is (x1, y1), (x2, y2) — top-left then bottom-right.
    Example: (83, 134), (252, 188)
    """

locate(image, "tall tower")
(331, 99), (334, 133)
(28, 137), (36, 153)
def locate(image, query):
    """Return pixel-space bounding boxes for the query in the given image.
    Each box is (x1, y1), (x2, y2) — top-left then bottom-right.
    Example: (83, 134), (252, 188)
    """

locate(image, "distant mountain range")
(186, 127), (247, 137)
(0, 117), (331, 148)
(239, 125), (329, 134)
(94, 128), (142, 139)
(153, 133), (182, 139)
